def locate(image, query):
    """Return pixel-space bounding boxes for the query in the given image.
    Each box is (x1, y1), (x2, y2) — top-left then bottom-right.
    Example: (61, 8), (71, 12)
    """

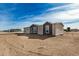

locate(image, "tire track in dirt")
(1, 33), (48, 56)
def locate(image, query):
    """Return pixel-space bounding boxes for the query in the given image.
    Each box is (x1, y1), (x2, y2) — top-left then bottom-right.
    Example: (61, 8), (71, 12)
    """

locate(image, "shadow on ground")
(15, 33), (54, 40)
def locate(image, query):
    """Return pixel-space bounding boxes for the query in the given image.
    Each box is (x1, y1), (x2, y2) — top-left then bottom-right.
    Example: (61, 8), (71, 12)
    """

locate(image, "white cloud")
(50, 9), (79, 21)
(19, 3), (79, 29)
(64, 22), (79, 29)
(1, 3), (79, 30)
(47, 4), (79, 12)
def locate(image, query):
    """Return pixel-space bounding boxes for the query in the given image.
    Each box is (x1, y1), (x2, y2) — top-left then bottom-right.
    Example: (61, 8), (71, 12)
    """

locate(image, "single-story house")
(9, 29), (22, 32)
(24, 27), (30, 34)
(30, 24), (38, 34)
(24, 22), (64, 36)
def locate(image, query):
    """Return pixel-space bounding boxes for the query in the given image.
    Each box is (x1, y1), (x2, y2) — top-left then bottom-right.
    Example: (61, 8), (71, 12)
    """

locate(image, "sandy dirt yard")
(0, 32), (79, 56)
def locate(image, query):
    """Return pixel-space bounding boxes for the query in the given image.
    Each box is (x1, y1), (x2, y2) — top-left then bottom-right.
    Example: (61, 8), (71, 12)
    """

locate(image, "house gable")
(30, 24), (38, 34)
(43, 22), (52, 35)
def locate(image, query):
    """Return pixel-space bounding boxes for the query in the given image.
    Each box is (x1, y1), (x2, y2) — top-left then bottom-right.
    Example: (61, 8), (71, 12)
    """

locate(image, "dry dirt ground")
(0, 32), (79, 56)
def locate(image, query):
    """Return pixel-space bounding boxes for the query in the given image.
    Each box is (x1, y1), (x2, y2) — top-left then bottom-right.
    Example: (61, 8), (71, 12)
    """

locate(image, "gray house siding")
(24, 27), (30, 34)
(38, 25), (43, 35)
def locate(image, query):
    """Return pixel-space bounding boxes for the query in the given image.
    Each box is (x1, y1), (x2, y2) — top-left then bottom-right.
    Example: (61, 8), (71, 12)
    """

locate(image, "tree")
(67, 27), (71, 32)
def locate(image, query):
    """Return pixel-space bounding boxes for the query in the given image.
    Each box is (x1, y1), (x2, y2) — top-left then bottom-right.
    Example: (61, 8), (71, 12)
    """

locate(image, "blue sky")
(0, 3), (79, 30)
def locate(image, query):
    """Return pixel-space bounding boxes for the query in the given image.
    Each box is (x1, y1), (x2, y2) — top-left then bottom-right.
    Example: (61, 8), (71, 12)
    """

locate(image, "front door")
(45, 25), (50, 34)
